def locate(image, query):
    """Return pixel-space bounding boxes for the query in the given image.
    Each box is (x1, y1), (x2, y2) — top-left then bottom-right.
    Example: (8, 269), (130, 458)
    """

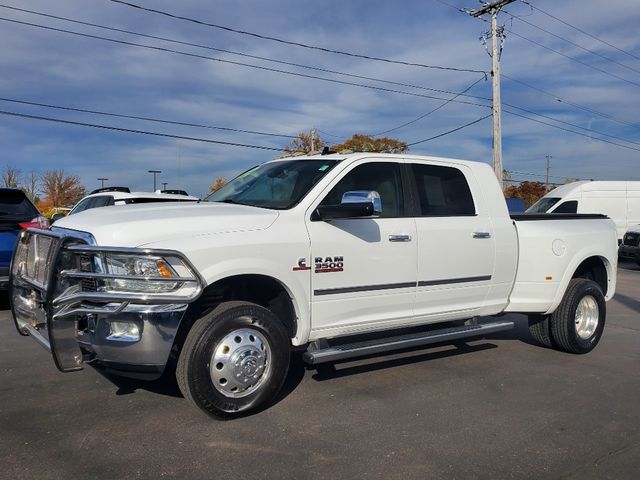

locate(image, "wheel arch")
(546, 254), (614, 315)
(168, 273), (305, 366)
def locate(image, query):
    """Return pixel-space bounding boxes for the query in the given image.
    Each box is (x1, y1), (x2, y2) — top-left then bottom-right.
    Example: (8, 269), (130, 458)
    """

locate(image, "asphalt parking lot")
(1, 263), (639, 480)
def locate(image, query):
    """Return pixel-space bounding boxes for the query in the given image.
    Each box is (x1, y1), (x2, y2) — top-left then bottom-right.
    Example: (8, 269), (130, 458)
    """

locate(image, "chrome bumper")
(10, 228), (203, 377)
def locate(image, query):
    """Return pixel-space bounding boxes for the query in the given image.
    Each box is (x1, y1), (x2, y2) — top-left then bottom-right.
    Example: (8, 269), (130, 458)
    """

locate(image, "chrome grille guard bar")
(10, 228), (205, 372)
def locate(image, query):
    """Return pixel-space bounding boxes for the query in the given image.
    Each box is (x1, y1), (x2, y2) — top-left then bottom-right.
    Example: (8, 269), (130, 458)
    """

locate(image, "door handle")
(473, 232), (491, 239)
(388, 234), (412, 242)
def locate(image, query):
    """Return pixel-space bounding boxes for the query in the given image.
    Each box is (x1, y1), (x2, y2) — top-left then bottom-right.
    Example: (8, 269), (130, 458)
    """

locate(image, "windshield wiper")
(218, 199), (248, 206)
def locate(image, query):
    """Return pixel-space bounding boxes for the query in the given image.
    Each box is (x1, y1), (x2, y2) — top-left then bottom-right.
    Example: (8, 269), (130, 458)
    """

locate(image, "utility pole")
(310, 128), (317, 152)
(148, 170), (162, 191)
(162, 182), (168, 191)
(545, 154), (552, 187)
(470, 0), (515, 191)
(97, 177), (108, 188)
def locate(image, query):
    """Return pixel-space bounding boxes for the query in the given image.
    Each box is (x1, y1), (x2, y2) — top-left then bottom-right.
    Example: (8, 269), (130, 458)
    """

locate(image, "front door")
(306, 160), (417, 337)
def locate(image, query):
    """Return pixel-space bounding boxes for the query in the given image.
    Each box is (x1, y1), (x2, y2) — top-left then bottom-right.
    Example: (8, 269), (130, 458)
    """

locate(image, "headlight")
(58, 246), (202, 299)
(102, 254), (181, 293)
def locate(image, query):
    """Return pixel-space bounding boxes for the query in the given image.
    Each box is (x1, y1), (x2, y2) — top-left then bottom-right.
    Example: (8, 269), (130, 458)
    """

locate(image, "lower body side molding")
(303, 320), (514, 365)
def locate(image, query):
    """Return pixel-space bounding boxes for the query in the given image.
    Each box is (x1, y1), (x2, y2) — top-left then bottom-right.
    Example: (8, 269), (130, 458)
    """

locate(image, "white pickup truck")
(10, 153), (618, 418)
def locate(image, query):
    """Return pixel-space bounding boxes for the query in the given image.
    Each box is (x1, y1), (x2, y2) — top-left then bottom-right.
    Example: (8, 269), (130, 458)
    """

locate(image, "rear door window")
(410, 164), (475, 216)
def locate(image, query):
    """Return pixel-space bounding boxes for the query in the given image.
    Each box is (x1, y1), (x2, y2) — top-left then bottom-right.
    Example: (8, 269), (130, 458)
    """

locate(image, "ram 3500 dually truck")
(10, 153), (618, 418)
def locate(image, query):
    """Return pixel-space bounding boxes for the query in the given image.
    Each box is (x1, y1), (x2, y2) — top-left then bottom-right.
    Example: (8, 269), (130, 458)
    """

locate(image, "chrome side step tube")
(303, 320), (514, 365)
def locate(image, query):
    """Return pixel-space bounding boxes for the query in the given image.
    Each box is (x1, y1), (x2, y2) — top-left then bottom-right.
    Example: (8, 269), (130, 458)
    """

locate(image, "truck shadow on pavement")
(310, 314), (542, 381)
(310, 342), (498, 381)
(613, 293), (640, 313)
(94, 351), (308, 410)
(0, 292), (10, 311)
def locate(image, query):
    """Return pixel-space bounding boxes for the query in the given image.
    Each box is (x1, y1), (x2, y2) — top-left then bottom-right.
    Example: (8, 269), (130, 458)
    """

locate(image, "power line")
(508, 169), (576, 180)
(0, 4), (488, 101)
(107, 0), (486, 75)
(372, 76), (486, 136)
(435, 0), (640, 89)
(315, 129), (344, 139)
(502, 101), (640, 147)
(502, 109), (640, 153)
(6, 11), (640, 154)
(0, 96), (296, 139)
(434, 0), (640, 128)
(505, 28), (640, 89)
(501, 74), (638, 128)
(0, 17), (491, 110)
(521, 0), (640, 62)
(0, 109), (283, 151)
(503, 10), (640, 75)
(407, 114), (492, 146)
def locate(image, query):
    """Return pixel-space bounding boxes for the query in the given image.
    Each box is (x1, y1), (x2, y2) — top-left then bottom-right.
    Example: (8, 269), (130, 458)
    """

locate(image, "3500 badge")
(314, 256), (344, 273)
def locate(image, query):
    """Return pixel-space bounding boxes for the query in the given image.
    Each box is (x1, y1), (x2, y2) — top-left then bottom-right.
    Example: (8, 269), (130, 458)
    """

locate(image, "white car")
(11, 153), (618, 418)
(63, 187), (198, 218)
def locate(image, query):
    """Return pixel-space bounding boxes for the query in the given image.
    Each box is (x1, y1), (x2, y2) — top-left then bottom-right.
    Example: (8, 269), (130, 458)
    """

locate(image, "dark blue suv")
(0, 188), (48, 289)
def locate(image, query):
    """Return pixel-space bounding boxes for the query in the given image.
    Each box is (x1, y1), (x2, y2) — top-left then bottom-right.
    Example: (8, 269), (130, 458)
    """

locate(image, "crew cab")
(10, 153), (618, 418)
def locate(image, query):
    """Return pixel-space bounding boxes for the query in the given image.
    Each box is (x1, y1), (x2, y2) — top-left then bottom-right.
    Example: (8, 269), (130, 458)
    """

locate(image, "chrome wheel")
(210, 328), (271, 398)
(575, 295), (599, 340)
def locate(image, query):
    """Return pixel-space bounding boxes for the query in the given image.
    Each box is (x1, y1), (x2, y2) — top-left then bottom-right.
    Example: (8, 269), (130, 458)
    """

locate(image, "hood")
(53, 202), (279, 247)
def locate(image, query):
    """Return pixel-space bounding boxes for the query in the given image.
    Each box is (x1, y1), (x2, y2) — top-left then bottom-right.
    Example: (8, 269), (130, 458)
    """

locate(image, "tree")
(41, 170), (85, 208)
(23, 171), (40, 203)
(503, 181), (549, 208)
(209, 176), (227, 193)
(283, 130), (325, 155)
(2, 166), (21, 188)
(331, 134), (408, 154)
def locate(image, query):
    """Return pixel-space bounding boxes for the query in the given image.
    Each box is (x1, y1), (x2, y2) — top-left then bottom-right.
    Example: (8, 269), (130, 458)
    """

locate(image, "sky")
(0, 0), (639, 198)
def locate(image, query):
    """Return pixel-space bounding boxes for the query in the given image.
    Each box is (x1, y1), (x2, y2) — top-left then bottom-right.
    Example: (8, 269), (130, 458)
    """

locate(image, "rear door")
(306, 159), (417, 335)
(409, 161), (495, 322)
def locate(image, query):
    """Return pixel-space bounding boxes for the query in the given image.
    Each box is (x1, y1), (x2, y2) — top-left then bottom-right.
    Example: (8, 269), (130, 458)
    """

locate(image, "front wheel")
(549, 279), (606, 354)
(176, 301), (290, 418)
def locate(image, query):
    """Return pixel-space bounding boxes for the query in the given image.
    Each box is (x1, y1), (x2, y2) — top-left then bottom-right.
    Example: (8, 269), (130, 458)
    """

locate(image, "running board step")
(303, 320), (514, 365)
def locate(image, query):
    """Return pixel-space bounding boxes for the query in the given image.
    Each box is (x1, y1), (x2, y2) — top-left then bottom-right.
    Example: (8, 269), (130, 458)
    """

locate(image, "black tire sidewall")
(562, 281), (606, 353)
(183, 303), (290, 418)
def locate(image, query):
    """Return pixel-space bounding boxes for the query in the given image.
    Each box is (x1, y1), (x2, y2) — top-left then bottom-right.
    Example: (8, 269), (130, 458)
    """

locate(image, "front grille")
(78, 254), (97, 291)
(623, 232), (640, 246)
(81, 278), (98, 292)
(12, 232), (59, 288)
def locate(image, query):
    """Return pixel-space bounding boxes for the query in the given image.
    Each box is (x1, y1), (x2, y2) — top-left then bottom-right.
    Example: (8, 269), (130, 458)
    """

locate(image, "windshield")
(205, 159), (339, 209)
(526, 197), (560, 213)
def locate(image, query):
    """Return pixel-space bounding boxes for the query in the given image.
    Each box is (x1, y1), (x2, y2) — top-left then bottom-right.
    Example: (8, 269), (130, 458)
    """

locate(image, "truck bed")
(505, 214), (618, 314)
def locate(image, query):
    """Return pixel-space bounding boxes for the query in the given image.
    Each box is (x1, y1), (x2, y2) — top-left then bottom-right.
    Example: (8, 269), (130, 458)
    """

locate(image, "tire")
(176, 301), (290, 418)
(549, 278), (606, 354)
(527, 314), (554, 348)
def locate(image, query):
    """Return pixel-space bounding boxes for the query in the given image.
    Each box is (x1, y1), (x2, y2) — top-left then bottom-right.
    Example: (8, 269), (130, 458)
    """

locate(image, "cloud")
(0, 0), (639, 198)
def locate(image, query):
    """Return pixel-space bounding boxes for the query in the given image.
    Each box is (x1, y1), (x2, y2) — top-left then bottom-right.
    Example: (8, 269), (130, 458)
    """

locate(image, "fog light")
(107, 321), (141, 342)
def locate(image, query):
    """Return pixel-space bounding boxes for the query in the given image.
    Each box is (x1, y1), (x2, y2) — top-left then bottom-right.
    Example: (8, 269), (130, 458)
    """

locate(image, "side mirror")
(312, 190), (382, 221)
(341, 190), (382, 214)
(51, 213), (66, 223)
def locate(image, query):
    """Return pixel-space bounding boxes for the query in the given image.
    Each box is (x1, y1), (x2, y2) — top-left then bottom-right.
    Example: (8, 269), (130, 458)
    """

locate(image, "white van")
(527, 181), (640, 241)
